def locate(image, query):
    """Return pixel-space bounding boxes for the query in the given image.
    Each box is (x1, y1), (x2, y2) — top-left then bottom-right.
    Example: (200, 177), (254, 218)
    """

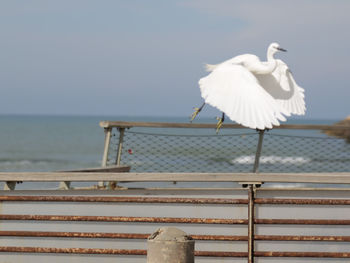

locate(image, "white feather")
(197, 43), (306, 130)
(199, 63), (285, 130)
(205, 64), (218, 72)
(255, 59), (306, 116)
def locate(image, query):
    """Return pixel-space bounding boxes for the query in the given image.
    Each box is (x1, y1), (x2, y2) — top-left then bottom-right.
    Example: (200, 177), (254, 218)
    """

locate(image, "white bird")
(191, 42), (306, 131)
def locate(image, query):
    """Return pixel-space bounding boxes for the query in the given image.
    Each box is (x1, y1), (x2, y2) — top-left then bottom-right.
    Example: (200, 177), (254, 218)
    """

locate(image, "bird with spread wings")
(191, 43), (306, 133)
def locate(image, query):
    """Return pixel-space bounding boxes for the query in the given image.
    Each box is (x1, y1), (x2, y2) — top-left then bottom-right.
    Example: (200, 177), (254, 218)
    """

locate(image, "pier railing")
(100, 121), (350, 174)
(1, 172), (350, 262)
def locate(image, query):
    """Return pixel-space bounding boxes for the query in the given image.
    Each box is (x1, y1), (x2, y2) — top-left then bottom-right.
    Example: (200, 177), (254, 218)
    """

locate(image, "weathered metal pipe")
(255, 251), (350, 258)
(1, 246), (350, 258)
(255, 219), (350, 225)
(252, 130), (264, 173)
(195, 251), (247, 257)
(0, 231), (149, 239)
(2, 214), (350, 225)
(247, 185), (255, 263)
(0, 230), (248, 241)
(4, 196), (350, 205)
(1, 231), (349, 242)
(255, 198), (350, 205)
(255, 235), (350, 242)
(0, 246), (146, 255)
(0, 195), (248, 204)
(0, 214), (247, 224)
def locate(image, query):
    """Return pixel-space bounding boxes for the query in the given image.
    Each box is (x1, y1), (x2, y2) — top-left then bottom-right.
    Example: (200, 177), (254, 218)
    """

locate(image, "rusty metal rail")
(2, 231), (350, 242)
(0, 214), (247, 224)
(0, 246), (147, 255)
(1, 246), (350, 258)
(0, 195), (248, 204)
(255, 198), (350, 205)
(3, 195), (350, 205)
(2, 181), (350, 260)
(2, 214), (350, 225)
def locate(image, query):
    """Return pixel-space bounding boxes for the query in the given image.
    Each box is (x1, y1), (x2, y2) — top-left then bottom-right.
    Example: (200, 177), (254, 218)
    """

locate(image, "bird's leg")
(190, 102), (205, 122)
(256, 128), (270, 132)
(216, 112), (225, 134)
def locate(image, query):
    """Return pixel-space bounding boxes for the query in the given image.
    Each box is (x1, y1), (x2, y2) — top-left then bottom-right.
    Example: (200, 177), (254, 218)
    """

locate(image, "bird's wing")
(199, 63), (286, 130)
(255, 59), (306, 116)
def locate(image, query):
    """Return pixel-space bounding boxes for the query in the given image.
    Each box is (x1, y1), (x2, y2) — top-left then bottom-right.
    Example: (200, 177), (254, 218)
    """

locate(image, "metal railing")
(1, 172), (350, 262)
(100, 121), (350, 173)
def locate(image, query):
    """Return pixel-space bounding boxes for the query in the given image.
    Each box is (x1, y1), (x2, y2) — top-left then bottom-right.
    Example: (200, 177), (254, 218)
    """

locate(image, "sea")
(0, 115), (349, 189)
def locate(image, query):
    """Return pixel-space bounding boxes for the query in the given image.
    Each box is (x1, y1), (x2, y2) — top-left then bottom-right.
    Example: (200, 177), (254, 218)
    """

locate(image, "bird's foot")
(190, 107), (201, 122)
(216, 116), (225, 134)
(190, 102), (205, 122)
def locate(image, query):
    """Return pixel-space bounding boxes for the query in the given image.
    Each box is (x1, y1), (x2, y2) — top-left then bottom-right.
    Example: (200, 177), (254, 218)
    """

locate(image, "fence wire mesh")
(107, 128), (350, 173)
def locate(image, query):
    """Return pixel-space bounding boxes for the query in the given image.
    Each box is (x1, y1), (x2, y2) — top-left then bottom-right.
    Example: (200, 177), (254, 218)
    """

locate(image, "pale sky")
(0, 0), (349, 119)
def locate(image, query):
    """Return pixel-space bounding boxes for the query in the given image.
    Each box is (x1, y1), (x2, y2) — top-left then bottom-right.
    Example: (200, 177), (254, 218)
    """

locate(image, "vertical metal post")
(107, 128), (125, 190)
(248, 184), (255, 263)
(101, 128), (112, 167)
(99, 127), (112, 188)
(249, 129), (264, 262)
(115, 128), (125, 165)
(253, 130), (265, 173)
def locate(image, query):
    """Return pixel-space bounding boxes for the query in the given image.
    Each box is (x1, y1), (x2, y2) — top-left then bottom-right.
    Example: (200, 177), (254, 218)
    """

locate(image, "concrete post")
(147, 227), (194, 263)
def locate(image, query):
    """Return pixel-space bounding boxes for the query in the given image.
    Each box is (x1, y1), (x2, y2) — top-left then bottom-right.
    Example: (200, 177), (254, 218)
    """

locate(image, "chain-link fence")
(105, 127), (350, 173)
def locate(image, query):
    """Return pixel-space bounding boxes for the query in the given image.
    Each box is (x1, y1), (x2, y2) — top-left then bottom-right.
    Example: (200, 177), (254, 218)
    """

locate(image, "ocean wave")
(0, 158), (70, 171)
(231, 155), (311, 165)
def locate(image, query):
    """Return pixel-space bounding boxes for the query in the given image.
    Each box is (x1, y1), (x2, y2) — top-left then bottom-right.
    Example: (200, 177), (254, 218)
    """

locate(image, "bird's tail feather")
(205, 64), (218, 72)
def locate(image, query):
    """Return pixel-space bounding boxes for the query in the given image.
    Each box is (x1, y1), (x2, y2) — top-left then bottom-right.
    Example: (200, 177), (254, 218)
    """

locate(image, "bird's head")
(269, 42), (287, 54)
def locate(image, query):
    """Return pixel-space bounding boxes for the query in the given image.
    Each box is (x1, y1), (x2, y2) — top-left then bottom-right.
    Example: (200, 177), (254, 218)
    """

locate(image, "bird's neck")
(267, 49), (276, 61)
(264, 51), (277, 73)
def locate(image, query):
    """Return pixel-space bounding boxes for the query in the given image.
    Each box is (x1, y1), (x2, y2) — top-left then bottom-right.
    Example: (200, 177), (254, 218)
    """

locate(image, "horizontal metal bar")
(255, 198), (350, 205)
(1, 247), (350, 258)
(0, 247), (248, 258)
(0, 246), (146, 255)
(2, 231), (350, 242)
(0, 214), (246, 224)
(195, 251), (247, 257)
(0, 195), (248, 204)
(192, 234), (247, 241)
(256, 219), (350, 225)
(255, 235), (350, 242)
(2, 214), (350, 225)
(199, 251), (350, 258)
(1, 172), (350, 184)
(255, 251), (350, 258)
(0, 231), (248, 241)
(99, 121), (350, 131)
(0, 231), (149, 239)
